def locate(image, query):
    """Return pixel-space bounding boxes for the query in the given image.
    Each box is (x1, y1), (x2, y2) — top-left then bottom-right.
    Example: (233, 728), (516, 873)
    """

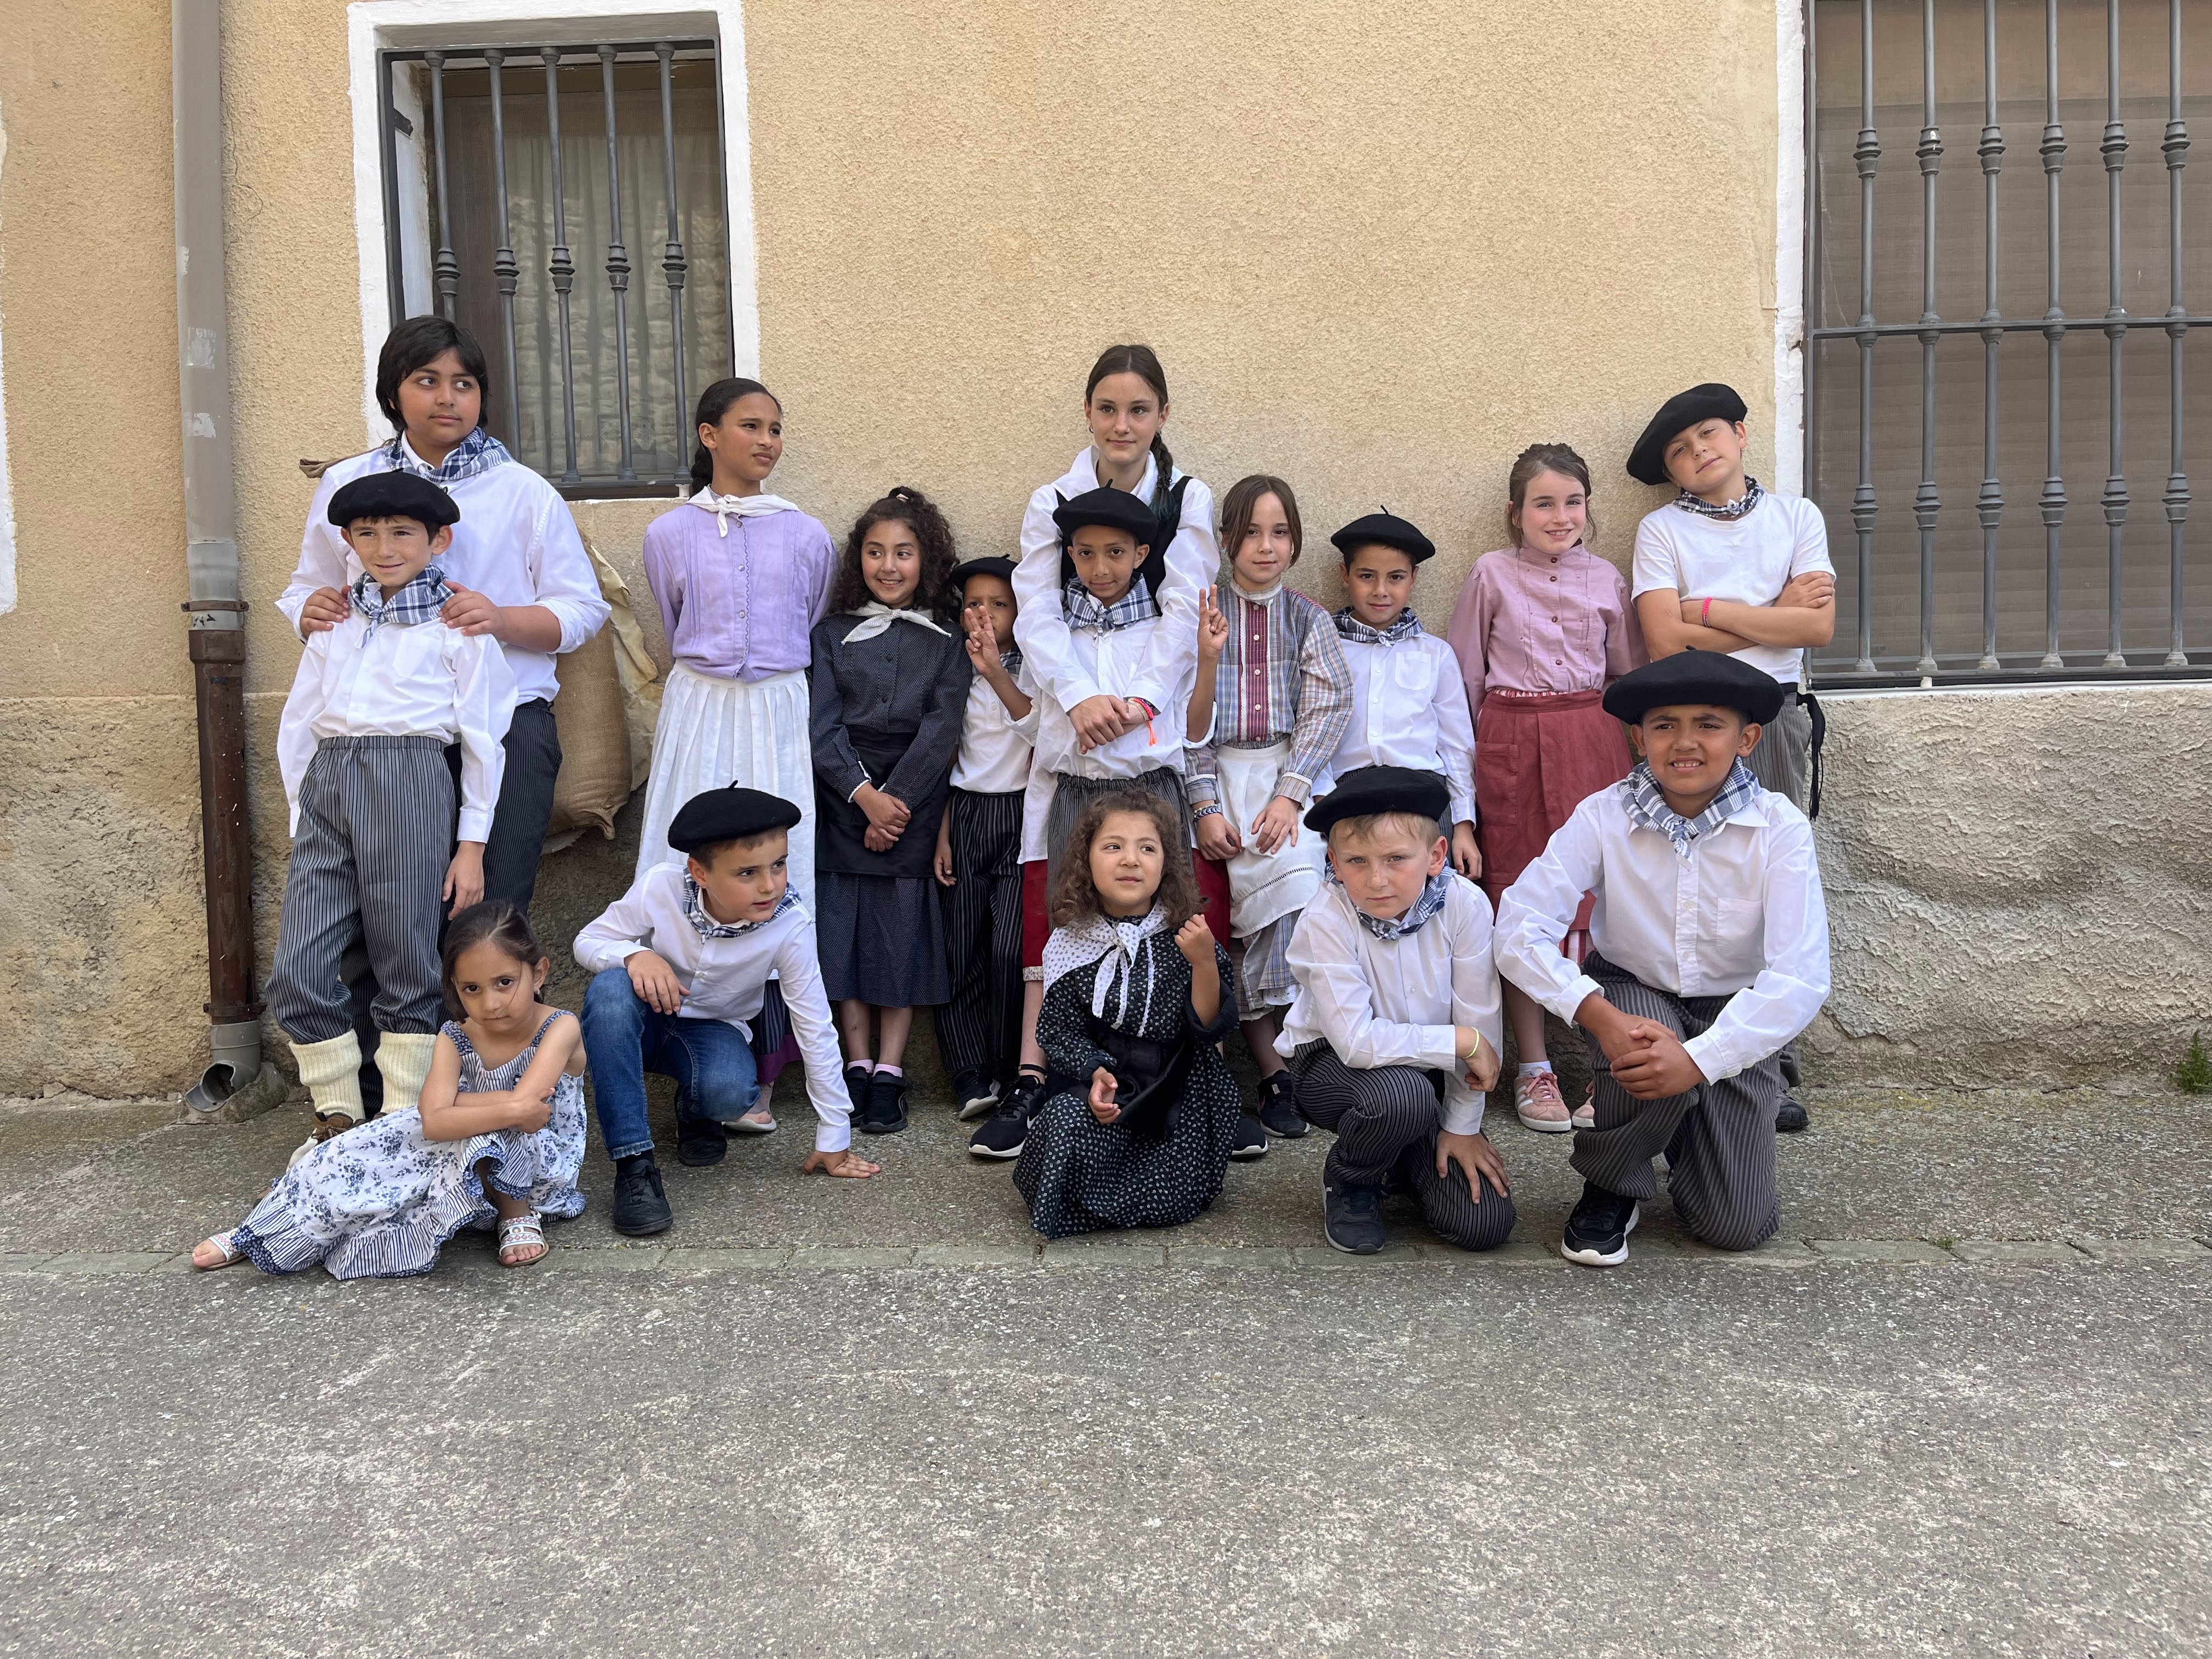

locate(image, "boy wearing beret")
(1276, 766), (1510, 1256)
(1626, 383), (1836, 1131)
(575, 787), (879, 1235)
(1496, 653), (1831, 1267)
(266, 473), (517, 1154)
(1322, 514), (1480, 880)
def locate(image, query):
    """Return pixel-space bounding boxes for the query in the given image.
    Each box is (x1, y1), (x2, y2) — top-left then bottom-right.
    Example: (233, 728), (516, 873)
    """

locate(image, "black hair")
(827, 487), (962, 625)
(439, 901), (545, 1017)
(1085, 345), (1175, 506)
(375, 316), (492, 434)
(689, 377), (782, 494)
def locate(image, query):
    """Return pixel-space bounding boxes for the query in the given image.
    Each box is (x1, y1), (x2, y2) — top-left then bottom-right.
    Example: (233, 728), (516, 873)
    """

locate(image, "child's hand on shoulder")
(803, 1147), (883, 1179)
(444, 843), (486, 916)
(299, 585), (351, 634)
(439, 580), (508, 639)
(1087, 1066), (1120, 1124)
(1196, 588), (1229, 663)
(1173, 913), (1216, 969)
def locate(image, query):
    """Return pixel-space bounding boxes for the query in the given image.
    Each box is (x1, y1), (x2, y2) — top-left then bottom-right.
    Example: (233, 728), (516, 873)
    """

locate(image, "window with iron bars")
(1807, 0), (2206, 684)
(379, 40), (735, 498)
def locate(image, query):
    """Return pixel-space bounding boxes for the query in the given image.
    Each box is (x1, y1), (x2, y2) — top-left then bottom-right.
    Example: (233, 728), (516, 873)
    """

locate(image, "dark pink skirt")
(1476, 687), (1632, 936)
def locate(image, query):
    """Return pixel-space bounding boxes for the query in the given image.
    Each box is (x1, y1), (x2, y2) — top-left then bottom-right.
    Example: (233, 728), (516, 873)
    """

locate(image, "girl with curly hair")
(808, 488), (974, 1133)
(1013, 791), (1244, 1238)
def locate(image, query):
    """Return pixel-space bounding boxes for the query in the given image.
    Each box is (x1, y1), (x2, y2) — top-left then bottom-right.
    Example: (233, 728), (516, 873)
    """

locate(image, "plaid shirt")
(1333, 605), (1426, 646)
(682, 876), (800, 940)
(1187, 583), (1353, 811)
(1621, 759), (1762, 857)
(349, 566), (454, 634)
(1328, 868), (1455, 941)
(1672, 476), (1765, 522)
(1064, 577), (1158, 635)
(384, 425), (513, 484)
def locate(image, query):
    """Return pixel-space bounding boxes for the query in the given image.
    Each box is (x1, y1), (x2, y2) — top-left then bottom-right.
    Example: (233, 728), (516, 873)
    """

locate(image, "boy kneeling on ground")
(1276, 766), (1509, 1256)
(575, 787), (880, 1236)
(1496, 651), (1831, 1267)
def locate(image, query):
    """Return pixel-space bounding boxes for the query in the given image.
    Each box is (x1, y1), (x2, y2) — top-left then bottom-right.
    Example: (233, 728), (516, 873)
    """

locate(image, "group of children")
(191, 327), (1837, 1278)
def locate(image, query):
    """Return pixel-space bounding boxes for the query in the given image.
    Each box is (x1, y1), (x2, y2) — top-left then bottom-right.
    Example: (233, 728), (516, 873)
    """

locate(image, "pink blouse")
(1444, 544), (1645, 730)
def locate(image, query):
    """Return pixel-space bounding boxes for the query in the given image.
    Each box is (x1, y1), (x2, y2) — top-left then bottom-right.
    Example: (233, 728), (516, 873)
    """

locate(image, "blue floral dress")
(231, 1012), (588, 1280)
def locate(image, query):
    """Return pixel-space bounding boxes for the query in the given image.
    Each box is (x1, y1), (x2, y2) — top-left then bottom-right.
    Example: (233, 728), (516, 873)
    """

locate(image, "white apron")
(634, 663), (816, 900)
(1214, 739), (1326, 939)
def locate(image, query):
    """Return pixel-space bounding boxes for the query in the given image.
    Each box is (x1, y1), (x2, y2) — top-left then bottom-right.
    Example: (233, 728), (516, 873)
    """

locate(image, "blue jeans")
(582, 968), (760, 1160)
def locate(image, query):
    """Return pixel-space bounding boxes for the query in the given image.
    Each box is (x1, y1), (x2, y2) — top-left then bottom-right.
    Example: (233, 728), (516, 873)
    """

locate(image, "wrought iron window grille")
(378, 40), (734, 499)
(1806, 0), (2204, 686)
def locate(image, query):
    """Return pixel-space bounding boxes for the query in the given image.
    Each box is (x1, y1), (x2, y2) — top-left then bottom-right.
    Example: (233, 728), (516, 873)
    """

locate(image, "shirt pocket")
(1391, 648), (1434, 697)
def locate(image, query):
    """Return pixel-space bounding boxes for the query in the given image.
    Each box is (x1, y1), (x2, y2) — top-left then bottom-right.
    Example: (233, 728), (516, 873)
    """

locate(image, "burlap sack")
(545, 538), (664, 850)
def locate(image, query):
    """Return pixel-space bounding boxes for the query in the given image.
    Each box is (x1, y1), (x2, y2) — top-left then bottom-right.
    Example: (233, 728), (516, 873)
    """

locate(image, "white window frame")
(343, 0), (759, 458)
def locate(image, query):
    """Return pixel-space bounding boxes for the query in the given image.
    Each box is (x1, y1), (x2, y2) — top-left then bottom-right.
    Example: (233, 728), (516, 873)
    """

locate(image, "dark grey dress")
(1014, 928), (1243, 1238)
(809, 612), (973, 1006)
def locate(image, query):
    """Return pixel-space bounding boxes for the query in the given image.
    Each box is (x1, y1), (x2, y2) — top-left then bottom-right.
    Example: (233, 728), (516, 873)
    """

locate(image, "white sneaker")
(1514, 1071), (1573, 1132)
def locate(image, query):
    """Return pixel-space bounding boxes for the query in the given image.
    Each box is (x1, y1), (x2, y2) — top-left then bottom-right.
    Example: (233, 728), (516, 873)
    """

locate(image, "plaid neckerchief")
(683, 875), (799, 940)
(1621, 759), (1762, 856)
(1673, 475), (1765, 522)
(1064, 577), (1156, 634)
(1331, 868), (1454, 941)
(385, 426), (512, 484)
(1333, 606), (1425, 647)
(350, 566), (454, 633)
(998, 645), (1024, 676)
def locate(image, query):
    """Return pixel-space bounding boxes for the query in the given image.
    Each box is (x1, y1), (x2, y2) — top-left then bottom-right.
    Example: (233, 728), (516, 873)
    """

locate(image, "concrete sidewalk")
(1, 1084), (2207, 1656)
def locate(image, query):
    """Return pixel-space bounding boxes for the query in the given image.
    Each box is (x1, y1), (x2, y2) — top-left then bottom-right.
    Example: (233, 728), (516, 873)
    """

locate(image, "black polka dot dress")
(1014, 934), (1244, 1239)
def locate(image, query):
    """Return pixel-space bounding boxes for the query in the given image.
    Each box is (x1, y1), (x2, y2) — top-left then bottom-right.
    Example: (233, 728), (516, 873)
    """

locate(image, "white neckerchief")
(1042, 903), (1171, 1024)
(1227, 577), (1284, 605)
(843, 600), (951, 645)
(690, 486), (802, 539)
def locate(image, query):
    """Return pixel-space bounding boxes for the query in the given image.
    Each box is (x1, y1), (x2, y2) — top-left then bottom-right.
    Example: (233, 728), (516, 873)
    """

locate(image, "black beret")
(949, 556), (1018, 589)
(1626, 383), (1749, 487)
(1601, 650), (1784, 726)
(328, 471), (461, 529)
(1304, 765), (1452, 835)
(667, 786), (803, 855)
(1329, 510), (1436, 565)
(1051, 487), (1156, 546)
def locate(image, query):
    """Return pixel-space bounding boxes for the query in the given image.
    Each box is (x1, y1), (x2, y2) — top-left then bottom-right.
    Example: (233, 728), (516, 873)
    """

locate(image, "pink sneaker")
(1570, 1088), (1596, 1131)
(1514, 1070), (1573, 1133)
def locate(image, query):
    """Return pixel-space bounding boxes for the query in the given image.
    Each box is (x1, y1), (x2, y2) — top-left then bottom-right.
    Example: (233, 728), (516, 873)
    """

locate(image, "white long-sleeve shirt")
(275, 611), (517, 842)
(278, 440), (610, 705)
(573, 864), (853, 1152)
(1494, 781), (1831, 1084)
(1013, 448), (1217, 719)
(951, 659), (1039, 794)
(1276, 877), (1504, 1135)
(1329, 631), (1478, 827)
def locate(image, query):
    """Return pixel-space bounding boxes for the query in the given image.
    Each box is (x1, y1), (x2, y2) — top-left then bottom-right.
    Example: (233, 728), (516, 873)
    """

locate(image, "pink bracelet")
(1701, 597), (1713, 627)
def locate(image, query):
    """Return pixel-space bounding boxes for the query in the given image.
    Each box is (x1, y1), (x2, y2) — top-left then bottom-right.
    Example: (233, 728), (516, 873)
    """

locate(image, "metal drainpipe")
(174, 0), (263, 1111)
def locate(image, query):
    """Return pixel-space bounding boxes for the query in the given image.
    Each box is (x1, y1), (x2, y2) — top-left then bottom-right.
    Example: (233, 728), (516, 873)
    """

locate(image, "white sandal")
(496, 1212), (548, 1268)
(193, 1232), (246, 1271)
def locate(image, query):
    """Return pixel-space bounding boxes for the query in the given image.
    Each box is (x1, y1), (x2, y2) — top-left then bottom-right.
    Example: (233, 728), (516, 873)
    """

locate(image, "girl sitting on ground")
(193, 903), (587, 1278)
(1014, 792), (1243, 1238)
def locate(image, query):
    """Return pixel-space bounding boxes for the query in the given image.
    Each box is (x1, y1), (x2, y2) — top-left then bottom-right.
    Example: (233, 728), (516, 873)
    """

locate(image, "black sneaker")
(969, 1072), (1044, 1160)
(676, 1119), (728, 1167)
(1323, 1178), (1387, 1254)
(953, 1070), (1000, 1122)
(862, 1071), (910, 1135)
(1776, 1096), (1810, 1133)
(1559, 1180), (1640, 1267)
(1229, 1113), (1269, 1161)
(611, 1152), (674, 1237)
(1256, 1072), (1307, 1138)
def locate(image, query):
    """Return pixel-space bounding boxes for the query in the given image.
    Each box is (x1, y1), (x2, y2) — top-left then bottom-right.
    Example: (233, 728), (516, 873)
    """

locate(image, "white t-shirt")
(1629, 494), (1834, 687)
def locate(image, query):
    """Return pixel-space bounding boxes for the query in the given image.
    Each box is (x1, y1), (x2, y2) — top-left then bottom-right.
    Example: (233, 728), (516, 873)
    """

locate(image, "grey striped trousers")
(935, 787), (1025, 1082)
(1291, 1045), (1517, 1252)
(1570, 953), (1784, 1251)
(267, 736), (453, 1044)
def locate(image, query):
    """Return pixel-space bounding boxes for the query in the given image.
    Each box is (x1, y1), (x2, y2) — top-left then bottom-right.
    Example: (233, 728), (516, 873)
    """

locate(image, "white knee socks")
(374, 1032), (440, 1116)
(289, 1031), (365, 1125)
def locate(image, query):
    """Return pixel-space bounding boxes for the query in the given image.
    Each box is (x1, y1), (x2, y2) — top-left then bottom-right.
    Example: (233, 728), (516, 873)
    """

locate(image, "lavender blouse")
(641, 502), (836, 682)
(1443, 544), (1646, 730)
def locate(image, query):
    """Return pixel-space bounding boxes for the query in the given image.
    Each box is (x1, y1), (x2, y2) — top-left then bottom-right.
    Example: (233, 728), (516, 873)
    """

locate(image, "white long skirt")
(634, 663), (816, 900)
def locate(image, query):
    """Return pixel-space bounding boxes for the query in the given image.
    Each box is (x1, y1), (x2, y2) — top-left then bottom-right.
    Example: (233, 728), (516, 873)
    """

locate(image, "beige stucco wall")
(3, 0), (2203, 1097)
